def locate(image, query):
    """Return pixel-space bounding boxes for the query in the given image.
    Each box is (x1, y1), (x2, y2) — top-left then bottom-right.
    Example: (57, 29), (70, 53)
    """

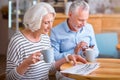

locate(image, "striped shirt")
(6, 31), (56, 80)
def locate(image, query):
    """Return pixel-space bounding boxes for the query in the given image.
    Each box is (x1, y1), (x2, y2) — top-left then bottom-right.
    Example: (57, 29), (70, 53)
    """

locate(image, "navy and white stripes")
(6, 31), (56, 80)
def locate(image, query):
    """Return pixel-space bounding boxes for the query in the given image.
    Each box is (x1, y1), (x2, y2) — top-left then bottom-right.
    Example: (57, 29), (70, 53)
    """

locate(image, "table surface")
(60, 58), (120, 80)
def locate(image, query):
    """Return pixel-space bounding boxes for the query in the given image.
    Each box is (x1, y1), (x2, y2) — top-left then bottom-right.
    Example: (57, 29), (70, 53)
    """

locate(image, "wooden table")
(60, 58), (120, 80)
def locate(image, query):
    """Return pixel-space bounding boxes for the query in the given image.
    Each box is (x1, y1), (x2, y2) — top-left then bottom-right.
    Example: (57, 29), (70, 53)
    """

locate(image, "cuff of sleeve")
(48, 62), (57, 74)
(65, 54), (71, 62)
(52, 62), (57, 72)
(14, 68), (24, 78)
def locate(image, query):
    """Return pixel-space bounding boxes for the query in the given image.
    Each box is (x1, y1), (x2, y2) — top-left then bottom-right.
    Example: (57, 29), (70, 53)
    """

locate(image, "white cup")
(85, 48), (96, 62)
(41, 47), (55, 63)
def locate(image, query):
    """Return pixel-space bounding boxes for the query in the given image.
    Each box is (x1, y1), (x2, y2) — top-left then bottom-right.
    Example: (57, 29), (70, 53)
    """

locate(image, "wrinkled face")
(40, 13), (54, 34)
(68, 9), (89, 32)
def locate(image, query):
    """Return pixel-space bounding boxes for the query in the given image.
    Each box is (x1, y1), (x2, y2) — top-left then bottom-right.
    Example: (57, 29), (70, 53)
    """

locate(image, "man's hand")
(74, 41), (88, 55)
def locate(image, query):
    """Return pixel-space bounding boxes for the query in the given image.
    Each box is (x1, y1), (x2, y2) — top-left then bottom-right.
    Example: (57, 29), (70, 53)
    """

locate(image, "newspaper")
(61, 63), (100, 75)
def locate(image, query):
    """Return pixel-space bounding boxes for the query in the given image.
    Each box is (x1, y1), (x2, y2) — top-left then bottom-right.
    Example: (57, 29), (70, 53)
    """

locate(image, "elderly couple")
(6, 0), (99, 80)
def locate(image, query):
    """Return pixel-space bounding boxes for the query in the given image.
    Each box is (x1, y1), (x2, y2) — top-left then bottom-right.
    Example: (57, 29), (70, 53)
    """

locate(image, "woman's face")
(40, 13), (54, 34)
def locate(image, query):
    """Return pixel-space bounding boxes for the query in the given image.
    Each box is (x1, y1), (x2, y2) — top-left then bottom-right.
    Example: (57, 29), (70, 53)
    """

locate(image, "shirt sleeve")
(50, 29), (73, 60)
(6, 37), (23, 80)
(6, 68), (23, 80)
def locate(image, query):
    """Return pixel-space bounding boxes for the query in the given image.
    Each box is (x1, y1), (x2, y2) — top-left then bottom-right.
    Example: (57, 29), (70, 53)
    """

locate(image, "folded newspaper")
(61, 63), (100, 75)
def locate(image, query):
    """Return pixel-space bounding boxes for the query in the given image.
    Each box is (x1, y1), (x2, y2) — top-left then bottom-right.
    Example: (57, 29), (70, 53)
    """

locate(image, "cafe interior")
(0, 0), (120, 79)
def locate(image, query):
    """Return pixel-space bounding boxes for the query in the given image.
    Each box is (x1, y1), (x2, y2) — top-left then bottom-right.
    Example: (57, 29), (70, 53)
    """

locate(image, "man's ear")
(68, 11), (72, 17)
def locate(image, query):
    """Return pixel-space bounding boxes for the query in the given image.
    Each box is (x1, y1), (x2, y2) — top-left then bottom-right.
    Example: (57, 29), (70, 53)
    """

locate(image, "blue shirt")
(50, 20), (99, 60)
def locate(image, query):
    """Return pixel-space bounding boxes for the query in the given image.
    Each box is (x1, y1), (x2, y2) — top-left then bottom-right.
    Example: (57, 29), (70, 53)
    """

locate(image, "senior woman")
(6, 2), (87, 80)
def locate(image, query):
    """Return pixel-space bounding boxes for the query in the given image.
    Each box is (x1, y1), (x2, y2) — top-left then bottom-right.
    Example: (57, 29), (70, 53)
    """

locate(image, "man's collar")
(65, 20), (84, 33)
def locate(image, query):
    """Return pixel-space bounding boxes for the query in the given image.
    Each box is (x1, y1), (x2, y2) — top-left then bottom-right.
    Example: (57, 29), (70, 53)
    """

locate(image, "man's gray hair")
(23, 2), (56, 32)
(69, 0), (89, 13)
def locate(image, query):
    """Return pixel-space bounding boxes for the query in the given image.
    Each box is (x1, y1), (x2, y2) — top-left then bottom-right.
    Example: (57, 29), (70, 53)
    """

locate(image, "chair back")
(95, 32), (119, 58)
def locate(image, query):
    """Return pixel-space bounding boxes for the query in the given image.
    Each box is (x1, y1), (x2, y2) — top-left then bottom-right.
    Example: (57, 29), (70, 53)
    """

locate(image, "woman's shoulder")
(9, 31), (25, 44)
(11, 31), (22, 38)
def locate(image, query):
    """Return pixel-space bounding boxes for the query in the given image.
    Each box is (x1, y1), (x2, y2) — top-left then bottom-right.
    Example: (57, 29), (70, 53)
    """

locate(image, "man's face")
(68, 9), (89, 31)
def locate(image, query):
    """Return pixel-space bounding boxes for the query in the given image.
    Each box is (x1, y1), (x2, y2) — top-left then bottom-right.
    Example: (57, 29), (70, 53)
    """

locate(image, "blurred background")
(0, 0), (120, 77)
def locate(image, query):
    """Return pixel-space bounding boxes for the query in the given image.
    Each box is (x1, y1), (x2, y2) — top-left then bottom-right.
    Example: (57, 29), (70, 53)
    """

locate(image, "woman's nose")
(48, 22), (53, 29)
(50, 21), (53, 28)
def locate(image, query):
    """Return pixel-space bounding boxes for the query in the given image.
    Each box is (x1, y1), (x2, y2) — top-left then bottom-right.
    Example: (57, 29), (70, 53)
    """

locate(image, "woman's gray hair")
(69, 0), (89, 13)
(23, 2), (56, 32)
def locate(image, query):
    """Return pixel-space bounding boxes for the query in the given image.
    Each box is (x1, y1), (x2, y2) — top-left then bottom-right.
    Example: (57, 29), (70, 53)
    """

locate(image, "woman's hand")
(68, 54), (87, 65)
(24, 52), (42, 65)
(55, 54), (87, 70)
(17, 52), (42, 75)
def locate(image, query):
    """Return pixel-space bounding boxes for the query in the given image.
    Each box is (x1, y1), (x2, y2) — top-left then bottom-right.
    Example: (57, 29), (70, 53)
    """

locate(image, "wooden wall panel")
(102, 16), (120, 32)
(88, 17), (102, 34)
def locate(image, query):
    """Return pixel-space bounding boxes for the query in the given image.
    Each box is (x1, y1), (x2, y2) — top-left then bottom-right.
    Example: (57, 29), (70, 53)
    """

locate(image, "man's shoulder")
(86, 23), (92, 27)
(85, 23), (93, 29)
(83, 23), (95, 33)
(52, 21), (66, 32)
(53, 21), (66, 29)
